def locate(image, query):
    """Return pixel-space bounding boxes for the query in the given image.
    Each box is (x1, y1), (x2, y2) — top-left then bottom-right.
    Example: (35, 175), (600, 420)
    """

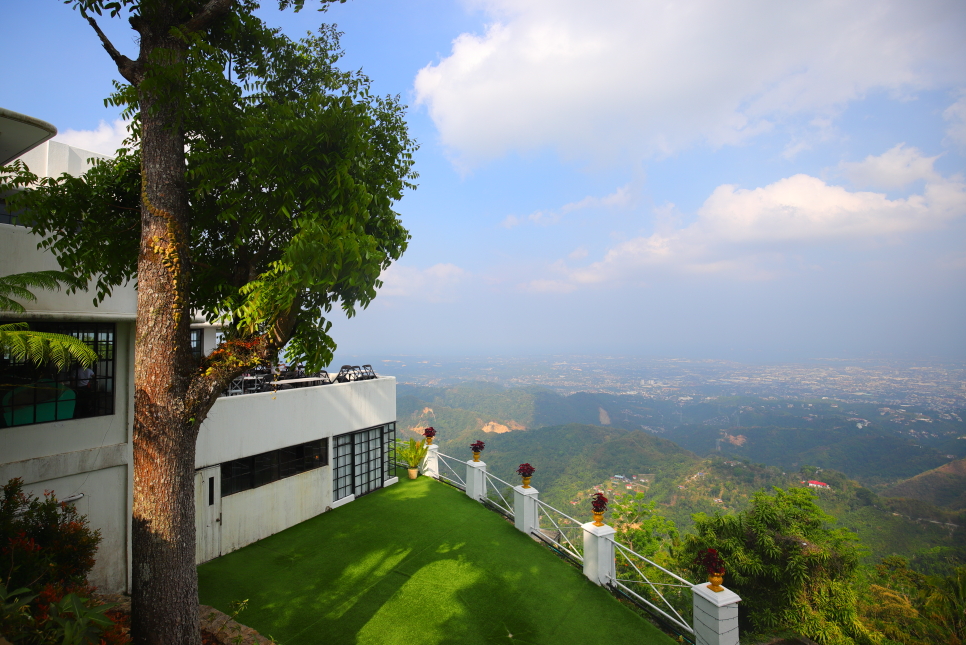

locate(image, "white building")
(1, 110), (397, 593)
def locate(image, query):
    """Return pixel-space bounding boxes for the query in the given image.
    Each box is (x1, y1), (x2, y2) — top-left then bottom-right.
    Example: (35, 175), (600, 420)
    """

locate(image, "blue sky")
(4, 0), (966, 362)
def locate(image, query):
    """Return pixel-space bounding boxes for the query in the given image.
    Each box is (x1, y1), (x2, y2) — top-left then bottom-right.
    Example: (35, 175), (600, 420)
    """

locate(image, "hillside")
(661, 423), (953, 487)
(465, 423), (700, 509)
(884, 458), (966, 510)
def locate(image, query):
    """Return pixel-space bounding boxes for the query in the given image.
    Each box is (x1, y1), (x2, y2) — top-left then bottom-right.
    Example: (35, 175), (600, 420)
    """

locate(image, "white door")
(194, 466), (222, 564)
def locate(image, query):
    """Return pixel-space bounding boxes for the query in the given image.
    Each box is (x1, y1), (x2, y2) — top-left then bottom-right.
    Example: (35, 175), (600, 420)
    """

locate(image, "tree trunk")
(130, 31), (201, 645)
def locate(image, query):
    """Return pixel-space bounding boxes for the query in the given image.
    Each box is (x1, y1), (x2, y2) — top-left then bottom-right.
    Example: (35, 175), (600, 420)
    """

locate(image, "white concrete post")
(422, 444), (439, 478)
(691, 583), (741, 645)
(581, 521), (616, 586)
(513, 485), (539, 536)
(466, 460), (486, 501)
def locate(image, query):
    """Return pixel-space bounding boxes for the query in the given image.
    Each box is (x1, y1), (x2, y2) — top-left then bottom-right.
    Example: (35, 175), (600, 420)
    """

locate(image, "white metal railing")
(482, 470), (514, 518)
(435, 452), (466, 490)
(607, 538), (694, 635)
(532, 498), (584, 562)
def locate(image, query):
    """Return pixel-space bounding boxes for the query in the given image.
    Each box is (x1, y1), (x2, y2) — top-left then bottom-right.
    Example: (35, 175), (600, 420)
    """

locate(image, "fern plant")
(0, 272), (97, 368)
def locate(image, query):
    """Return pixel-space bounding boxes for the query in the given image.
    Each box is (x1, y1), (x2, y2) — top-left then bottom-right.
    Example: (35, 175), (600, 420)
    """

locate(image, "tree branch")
(182, 0), (237, 34)
(82, 11), (142, 84)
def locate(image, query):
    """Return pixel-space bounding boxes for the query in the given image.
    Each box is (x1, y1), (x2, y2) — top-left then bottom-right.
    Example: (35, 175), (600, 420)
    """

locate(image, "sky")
(4, 0), (966, 363)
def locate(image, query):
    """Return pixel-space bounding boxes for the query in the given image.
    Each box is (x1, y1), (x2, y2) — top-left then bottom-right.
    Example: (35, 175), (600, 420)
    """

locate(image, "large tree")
(681, 487), (877, 645)
(2, 2), (415, 643)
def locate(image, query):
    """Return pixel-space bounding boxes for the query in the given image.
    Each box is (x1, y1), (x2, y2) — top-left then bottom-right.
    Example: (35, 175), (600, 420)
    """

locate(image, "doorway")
(194, 465), (221, 564)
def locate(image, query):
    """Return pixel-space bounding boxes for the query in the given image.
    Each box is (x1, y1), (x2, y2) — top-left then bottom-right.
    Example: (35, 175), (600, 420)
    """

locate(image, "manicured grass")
(198, 473), (676, 645)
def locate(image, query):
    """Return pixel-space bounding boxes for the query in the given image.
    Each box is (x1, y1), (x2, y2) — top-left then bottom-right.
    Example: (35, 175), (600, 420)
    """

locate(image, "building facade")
(1, 129), (397, 592)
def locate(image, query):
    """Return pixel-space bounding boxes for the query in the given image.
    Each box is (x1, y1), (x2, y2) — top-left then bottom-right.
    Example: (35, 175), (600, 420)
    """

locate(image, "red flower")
(695, 548), (726, 575)
(423, 427), (437, 438)
(591, 492), (608, 513)
(517, 463), (536, 477)
(470, 440), (485, 452)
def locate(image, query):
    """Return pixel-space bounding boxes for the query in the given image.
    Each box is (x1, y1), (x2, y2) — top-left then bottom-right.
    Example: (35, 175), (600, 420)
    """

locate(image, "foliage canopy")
(2, 19), (415, 371)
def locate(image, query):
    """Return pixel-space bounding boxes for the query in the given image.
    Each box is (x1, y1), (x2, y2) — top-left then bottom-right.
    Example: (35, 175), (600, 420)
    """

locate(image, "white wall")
(16, 141), (109, 180)
(0, 223), (137, 320)
(196, 376), (396, 468)
(218, 466), (332, 557)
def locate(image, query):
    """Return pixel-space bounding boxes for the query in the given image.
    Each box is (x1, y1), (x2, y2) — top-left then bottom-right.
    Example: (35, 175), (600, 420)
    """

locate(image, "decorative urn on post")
(423, 427), (436, 445)
(590, 492), (608, 526)
(470, 440), (485, 462)
(695, 548), (726, 592)
(517, 463), (536, 488)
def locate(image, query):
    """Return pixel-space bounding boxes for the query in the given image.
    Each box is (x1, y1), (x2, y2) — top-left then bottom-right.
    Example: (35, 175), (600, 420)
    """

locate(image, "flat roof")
(0, 108), (57, 166)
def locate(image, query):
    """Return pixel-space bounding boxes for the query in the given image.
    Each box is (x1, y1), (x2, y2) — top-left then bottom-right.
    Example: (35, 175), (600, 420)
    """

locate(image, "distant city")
(347, 355), (966, 411)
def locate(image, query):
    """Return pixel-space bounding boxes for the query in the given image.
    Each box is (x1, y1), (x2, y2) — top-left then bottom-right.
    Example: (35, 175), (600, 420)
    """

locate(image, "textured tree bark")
(81, 3), (298, 643)
(129, 26), (202, 645)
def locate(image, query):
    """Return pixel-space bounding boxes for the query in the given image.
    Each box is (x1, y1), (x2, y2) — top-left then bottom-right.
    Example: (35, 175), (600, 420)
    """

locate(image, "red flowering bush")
(517, 463), (536, 477)
(423, 427), (436, 438)
(0, 478), (125, 645)
(1, 478), (101, 590)
(591, 492), (608, 513)
(470, 440), (485, 453)
(695, 547), (726, 575)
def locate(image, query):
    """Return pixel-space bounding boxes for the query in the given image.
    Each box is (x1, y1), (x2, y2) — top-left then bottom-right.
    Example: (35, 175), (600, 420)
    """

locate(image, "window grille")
(333, 423), (396, 502)
(221, 438), (328, 497)
(0, 322), (115, 428)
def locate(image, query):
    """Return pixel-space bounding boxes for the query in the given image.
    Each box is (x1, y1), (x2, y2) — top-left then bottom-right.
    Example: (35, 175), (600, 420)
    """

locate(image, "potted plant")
(423, 427), (437, 445)
(397, 438), (429, 479)
(591, 492), (608, 526)
(695, 547), (726, 592)
(470, 440), (485, 462)
(517, 463), (535, 488)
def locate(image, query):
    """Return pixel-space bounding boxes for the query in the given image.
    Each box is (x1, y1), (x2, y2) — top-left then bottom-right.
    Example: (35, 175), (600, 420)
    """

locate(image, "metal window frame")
(332, 423), (396, 502)
(0, 321), (116, 428)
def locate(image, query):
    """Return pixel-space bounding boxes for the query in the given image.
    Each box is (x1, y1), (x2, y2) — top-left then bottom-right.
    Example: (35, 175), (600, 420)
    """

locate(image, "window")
(189, 329), (203, 360)
(333, 423), (396, 502)
(0, 322), (116, 428)
(221, 438), (328, 497)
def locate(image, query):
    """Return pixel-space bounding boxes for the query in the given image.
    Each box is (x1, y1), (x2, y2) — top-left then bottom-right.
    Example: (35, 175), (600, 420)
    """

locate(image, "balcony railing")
(221, 365), (378, 397)
(416, 443), (740, 645)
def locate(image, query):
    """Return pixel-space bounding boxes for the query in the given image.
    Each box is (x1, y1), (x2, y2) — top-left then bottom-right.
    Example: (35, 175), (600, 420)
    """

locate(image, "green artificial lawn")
(198, 472), (676, 645)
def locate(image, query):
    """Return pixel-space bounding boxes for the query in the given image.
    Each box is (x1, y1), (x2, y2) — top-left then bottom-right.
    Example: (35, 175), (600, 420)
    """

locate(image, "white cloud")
(416, 0), (966, 167)
(522, 146), (966, 289)
(840, 144), (941, 190)
(53, 118), (131, 157)
(504, 184), (631, 228)
(944, 90), (966, 148)
(378, 263), (468, 302)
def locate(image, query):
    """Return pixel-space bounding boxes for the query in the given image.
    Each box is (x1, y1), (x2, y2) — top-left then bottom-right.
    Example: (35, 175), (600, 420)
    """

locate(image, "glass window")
(0, 322), (116, 428)
(189, 329), (203, 360)
(253, 451), (279, 488)
(221, 437), (331, 497)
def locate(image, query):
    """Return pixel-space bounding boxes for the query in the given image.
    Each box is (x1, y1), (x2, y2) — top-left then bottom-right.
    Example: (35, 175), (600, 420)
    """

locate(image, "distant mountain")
(658, 423), (953, 487)
(884, 458), (966, 510)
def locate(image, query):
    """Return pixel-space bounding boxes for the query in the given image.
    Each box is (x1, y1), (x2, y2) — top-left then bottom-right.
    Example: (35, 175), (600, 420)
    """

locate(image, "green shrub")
(1, 478), (101, 591)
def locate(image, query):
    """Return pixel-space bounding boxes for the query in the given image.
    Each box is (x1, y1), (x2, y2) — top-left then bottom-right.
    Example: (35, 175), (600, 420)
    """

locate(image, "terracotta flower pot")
(407, 468), (418, 480)
(473, 451), (481, 462)
(425, 436), (433, 445)
(522, 476), (532, 489)
(593, 511), (605, 526)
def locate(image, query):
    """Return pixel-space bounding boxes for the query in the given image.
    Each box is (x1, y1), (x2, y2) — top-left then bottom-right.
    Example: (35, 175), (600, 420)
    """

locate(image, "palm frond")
(0, 271), (85, 312)
(0, 324), (98, 369)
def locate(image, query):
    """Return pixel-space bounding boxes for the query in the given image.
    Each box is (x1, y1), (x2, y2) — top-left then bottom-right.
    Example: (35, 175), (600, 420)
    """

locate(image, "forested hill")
(478, 423), (699, 508)
(885, 458), (966, 510)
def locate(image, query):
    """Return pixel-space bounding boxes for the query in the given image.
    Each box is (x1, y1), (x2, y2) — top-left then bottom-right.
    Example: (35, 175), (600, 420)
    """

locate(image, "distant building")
(806, 480), (830, 489)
